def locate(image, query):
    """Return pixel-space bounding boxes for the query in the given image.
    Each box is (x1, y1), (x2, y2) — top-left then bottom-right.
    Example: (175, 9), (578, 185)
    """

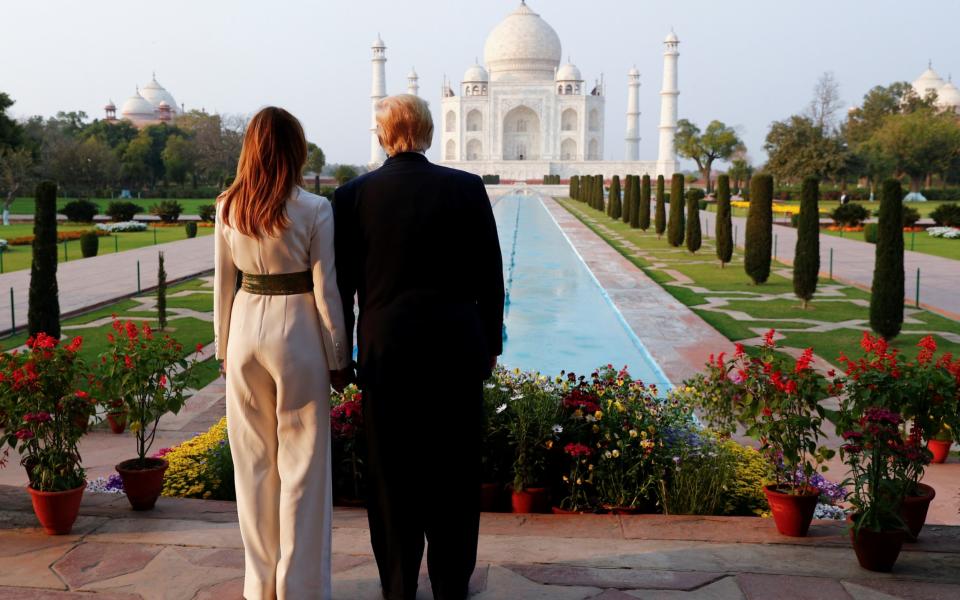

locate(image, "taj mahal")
(369, 1), (680, 180)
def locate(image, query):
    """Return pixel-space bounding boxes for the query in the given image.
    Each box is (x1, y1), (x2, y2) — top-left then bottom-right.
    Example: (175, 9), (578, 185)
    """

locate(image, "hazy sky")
(3, 0), (958, 168)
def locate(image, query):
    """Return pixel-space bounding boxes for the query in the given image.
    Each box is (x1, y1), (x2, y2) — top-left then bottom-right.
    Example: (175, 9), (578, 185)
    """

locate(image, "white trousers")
(226, 291), (333, 600)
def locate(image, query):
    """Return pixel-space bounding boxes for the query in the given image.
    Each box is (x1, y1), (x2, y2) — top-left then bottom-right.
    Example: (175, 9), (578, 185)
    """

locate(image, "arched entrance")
(502, 105), (541, 160)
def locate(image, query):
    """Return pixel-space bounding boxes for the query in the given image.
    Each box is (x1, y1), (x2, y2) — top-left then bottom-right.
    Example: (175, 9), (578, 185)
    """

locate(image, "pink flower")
(15, 429), (33, 440)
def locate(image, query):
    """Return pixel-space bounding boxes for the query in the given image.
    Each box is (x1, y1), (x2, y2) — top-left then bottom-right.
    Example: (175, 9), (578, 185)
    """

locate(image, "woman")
(214, 106), (351, 600)
(334, 94), (504, 600)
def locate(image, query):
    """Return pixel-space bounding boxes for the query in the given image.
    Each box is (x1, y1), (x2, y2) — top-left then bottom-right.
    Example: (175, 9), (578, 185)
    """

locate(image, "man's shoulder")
(427, 162), (484, 187)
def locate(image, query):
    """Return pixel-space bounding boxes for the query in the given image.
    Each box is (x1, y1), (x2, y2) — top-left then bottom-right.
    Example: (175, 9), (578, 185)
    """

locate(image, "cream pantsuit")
(214, 188), (349, 600)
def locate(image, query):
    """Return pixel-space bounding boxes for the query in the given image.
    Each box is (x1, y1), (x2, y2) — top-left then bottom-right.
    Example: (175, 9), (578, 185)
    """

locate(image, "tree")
(28, 182), (60, 338)
(685, 189), (703, 253)
(639, 175), (651, 230)
(715, 174), (733, 267)
(667, 174), (685, 247)
(162, 135), (197, 185)
(0, 147), (34, 225)
(305, 142), (326, 176)
(609, 175), (622, 219)
(727, 154), (753, 195)
(569, 175), (580, 200)
(157, 252), (168, 331)
(764, 115), (849, 183)
(334, 164), (359, 185)
(744, 174), (774, 284)
(674, 119), (743, 193)
(806, 72), (844, 131)
(621, 175), (632, 223)
(629, 176), (641, 228)
(793, 177), (821, 308)
(655, 175), (666, 238)
(870, 180), (905, 340)
(121, 134), (153, 188)
(867, 109), (960, 193)
(0, 92), (23, 150)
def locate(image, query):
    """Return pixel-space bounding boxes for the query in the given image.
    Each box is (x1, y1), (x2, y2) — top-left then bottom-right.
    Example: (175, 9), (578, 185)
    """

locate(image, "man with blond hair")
(333, 94), (504, 600)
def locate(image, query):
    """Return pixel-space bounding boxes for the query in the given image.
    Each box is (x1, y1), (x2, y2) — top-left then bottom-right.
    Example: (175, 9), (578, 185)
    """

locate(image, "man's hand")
(330, 366), (354, 393)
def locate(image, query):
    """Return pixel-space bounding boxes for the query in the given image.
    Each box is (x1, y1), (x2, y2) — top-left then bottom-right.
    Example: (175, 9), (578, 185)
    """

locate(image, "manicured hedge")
(870, 180), (905, 340)
(793, 177), (820, 308)
(745, 175), (773, 285)
(715, 175), (733, 267)
(655, 175), (666, 238)
(29, 182), (61, 339)
(667, 174), (685, 247)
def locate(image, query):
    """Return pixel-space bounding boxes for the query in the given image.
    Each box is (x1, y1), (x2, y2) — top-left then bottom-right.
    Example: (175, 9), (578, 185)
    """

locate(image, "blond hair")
(375, 94), (434, 157)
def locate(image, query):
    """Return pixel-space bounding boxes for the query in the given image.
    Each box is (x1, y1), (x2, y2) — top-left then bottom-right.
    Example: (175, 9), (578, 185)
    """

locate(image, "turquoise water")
(493, 193), (670, 388)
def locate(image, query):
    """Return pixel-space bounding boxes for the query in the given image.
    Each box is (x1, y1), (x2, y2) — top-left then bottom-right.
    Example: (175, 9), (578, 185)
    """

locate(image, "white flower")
(485, 383), (495, 389)
(499, 387), (509, 392)
(552, 424), (563, 434)
(585, 414), (596, 423)
(496, 404), (507, 414)
(511, 393), (524, 401)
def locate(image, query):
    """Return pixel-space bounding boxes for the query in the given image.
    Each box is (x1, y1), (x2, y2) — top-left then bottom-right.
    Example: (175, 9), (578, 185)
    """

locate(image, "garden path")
(1, 484), (959, 599)
(0, 234), (214, 335)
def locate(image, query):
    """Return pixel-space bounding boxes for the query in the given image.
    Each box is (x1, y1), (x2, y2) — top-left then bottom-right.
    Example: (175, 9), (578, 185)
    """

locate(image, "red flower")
(761, 406), (773, 417)
(125, 321), (139, 341)
(142, 323), (154, 339)
(564, 443), (593, 458)
(196, 343), (204, 353)
(107, 333), (115, 343)
(123, 355), (133, 369)
(763, 329), (776, 347)
(15, 429), (33, 441)
(112, 319), (123, 332)
(159, 374), (167, 388)
(734, 343), (745, 357)
(75, 390), (89, 399)
(65, 336), (83, 353)
(795, 348), (814, 373)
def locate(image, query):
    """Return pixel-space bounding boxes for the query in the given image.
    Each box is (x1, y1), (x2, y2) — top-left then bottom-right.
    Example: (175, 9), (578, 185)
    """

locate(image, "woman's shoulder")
(290, 187), (332, 213)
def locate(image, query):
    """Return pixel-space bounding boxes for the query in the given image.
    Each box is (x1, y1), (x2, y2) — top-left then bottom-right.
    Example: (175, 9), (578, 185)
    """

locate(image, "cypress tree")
(639, 175), (651, 231)
(716, 174), (733, 267)
(570, 175), (579, 200)
(685, 189), (703, 253)
(610, 175), (622, 219)
(629, 177), (641, 228)
(870, 179), (905, 340)
(28, 182), (61, 338)
(157, 251), (168, 331)
(655, 175), (667, 238)
(793, 176), (821, 309)
(596, 175), (605, 212)
(667, 174), (685, 247)
(622, 175), (633, 224)
(745, 174), (774, 284)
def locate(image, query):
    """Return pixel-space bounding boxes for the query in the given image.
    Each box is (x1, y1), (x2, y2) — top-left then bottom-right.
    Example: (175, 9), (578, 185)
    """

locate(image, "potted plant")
(480, 372), (514, 512)
(902, 336), (959, 464)
(105, 399), (128, 434)
(841, 407), (911, 572)
(0, 333), (91, 534)
(330, 384), (365, 506)
(503, 369), (561, 513)
(702, 333), (834, 536)
(100, 319), (198, 510)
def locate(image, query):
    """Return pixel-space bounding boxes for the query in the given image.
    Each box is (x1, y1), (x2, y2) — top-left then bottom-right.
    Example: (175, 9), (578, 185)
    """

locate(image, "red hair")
(220, 106), (306, 237)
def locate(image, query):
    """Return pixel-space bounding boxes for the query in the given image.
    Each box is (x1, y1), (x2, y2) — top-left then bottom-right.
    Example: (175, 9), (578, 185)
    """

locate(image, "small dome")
(372, 34), (385, 49)
(141, 75), (179, 114)
(120, 89), (156, 118)
(104, 100), (116, 110)
(556, 63), (582, 81)
(407, 68), (418, 79)
(628, 66), (640, 77)
(937, 79), (960, 109)
(483, 2), (561, 82)
(913, 66), (945, 99)
(158, 100), (170, 108)
(463, 63), (489, 82)
(665, 30), (679, 43)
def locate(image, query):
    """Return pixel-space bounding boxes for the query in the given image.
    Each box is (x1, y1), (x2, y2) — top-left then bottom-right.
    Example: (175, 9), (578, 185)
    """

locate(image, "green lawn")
(558, 198), (960, 367)
(705, 200), (948, 219)
(820, 227), (960, 261)
(8, 197), (215, 216)
(0, 222), (213, 274)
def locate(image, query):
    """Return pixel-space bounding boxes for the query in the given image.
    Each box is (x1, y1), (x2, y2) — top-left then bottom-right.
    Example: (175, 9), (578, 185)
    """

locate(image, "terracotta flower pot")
(480, 482), (503, 513)
(602, 504), (642, 515)
(28, 482), (86, 535)
(511, 487), (548, 513)
(848, 515), (905, 572)
(106, 412), (127, 435)
(764, 484), (819, 537)
(116, 458), (168, 511)
(900, 483), (936, 542)
(927, 439), (952, 464)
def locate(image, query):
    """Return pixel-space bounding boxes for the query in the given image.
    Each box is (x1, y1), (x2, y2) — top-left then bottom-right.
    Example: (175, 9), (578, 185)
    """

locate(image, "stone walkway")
(1, 485), (959, 599)
(0, 235), (214, 334)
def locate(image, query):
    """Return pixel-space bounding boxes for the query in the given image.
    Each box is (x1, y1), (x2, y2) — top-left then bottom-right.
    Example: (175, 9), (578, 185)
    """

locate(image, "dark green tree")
(629, 176), (641, 228)
(79, 231), (99, 258)
(570, 175), (580, 200)
(28, 182), (60, 338)
(685, 189), (703, 253)
(667, 174), (685, 247)
(744, 174), (774, 284)
(715, 174), (733, 267)
(596, 175), (605, 212)
(621, 175), (633, 223)
(869, 180), (905, 340)
(609, 175), (622, 219)
(655, 175), (666, 238)
(793, 176), (821, 308)
(157, 251), (168, 331)
(639, 175), (651, 231)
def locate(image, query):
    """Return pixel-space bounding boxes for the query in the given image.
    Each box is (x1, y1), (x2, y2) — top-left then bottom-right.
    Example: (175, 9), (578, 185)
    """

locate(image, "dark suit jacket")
(333, 152), (504, 384)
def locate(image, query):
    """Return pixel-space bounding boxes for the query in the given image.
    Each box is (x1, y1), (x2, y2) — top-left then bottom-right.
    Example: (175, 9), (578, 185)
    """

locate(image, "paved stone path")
(0, 235), (214, 334)
(1, 485), (959, 599)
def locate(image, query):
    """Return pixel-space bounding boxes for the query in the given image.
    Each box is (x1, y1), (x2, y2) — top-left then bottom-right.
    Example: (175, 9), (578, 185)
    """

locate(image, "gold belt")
(241, 271), (313, 295)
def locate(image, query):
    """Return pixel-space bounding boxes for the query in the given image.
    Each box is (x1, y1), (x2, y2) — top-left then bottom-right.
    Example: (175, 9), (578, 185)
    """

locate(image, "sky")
(2, 0), (959, 169)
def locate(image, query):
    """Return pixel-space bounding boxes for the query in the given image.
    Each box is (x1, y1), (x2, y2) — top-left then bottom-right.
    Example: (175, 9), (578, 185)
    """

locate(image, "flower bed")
(6, 229), (111, 246)
(928, 226), (960, 239)
(96, 221), (148, 233)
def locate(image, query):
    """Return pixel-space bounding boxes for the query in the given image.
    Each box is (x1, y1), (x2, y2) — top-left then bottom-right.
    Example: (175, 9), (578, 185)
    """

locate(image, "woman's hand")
(330, 367), (354, 393)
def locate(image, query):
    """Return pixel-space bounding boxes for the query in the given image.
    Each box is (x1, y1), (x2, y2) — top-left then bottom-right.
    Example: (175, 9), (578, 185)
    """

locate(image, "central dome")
(483, 1), (561, 82)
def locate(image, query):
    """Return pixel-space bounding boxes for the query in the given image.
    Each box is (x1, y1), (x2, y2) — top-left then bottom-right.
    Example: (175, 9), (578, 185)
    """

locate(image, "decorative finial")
(152, 70), (156, 80)
(929, 59), (933, 69)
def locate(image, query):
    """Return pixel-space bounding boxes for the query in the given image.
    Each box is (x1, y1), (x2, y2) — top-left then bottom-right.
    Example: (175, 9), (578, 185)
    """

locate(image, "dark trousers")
(362, 377), (482, 600)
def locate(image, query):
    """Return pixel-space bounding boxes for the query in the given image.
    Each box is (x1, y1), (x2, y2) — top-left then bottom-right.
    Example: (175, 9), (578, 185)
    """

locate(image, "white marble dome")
(938, 79), (960, 110)
(556, 62), (582, 82)
(120, 89), (156, 120)
(483, 1), (561, 82)
(141, 75), (179, 114)
(913, 67), (945, 99)
(463, 63), (489, 82)
(665, 31), (679, 43)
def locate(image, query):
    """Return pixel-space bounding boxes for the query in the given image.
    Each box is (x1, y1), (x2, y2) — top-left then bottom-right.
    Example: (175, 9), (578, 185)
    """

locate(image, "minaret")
(369, 34), (388, 167)
(407, 68), (420, 96)
(657, 30), (680, 174)
(625, 67), (641, 161)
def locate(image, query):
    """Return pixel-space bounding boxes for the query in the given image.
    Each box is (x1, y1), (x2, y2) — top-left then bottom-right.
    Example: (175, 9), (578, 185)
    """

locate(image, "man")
(333, 94), (504, 600)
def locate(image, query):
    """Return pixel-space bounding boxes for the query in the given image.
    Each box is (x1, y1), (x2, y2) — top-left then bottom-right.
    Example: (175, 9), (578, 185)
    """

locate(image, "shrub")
(719, 440), (773, 516)
(61, 199), (98, 223)
(902, 206), (921, 228)
(658, 429), (735, 515)
(655, 175), (666, 238)
(685, 189), (703, 253)
(745, 174), (774, 284)
(639, 175), (651, 231)
(595, 175), (605, 212)
(79, 231), (99, 258)
(930, 202), (960, 227)
(630, 176), (641, 229)
(863, 223), (879, 243)
(150, 200), (184, 223)
(569, 175), (580, 200)
(157, 251), (167, 331)
(198, 204), (216, 222)
(715, 175), (733, 267)
(793, 177), (820, 309)
(185, 222), (198, 239)
(161, 417), (235, 500)
(830, 202), (869, 228)
(609, 175), (622, 219)
(870, 179), (905, 340)
(28, 182), (60, 339)
(622, 175), (633, 223)
(482, 174), (500, 185)
(667, 174), (685, 247)
(106, 201), (142, 222)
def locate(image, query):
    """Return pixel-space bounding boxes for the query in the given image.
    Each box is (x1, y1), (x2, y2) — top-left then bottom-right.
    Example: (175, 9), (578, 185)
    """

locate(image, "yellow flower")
(611, 449), (620, 458)
(629, 429), (638, 438)
(594, 410), (603, 419)
(545, 440), (554, 449)
(592, 425), (600, 434)
(129, 421), (142, 433)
